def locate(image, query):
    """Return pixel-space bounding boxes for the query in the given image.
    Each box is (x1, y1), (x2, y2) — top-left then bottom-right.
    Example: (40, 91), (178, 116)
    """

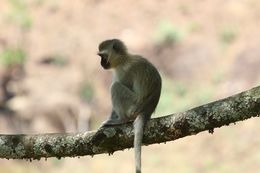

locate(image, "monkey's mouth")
(99, 54), (110, 69)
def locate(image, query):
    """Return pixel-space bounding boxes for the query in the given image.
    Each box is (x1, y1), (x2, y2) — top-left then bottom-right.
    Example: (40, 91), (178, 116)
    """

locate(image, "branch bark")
(0, 86), (259, 160)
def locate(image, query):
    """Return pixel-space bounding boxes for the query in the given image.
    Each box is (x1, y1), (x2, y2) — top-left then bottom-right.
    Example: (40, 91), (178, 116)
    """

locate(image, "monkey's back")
(128, 55), (162, 117)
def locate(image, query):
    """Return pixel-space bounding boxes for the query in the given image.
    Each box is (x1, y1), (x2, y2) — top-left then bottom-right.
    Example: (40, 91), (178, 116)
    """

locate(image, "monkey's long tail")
(134, 114), (146, 173)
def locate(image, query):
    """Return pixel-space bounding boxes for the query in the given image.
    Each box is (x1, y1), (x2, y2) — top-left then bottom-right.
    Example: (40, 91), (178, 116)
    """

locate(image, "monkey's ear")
(112, 39), (127, 55)
(112, 41), (122, 53)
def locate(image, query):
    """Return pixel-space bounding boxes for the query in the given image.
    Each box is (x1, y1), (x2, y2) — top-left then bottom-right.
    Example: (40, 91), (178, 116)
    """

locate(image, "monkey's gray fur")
(97, 39), (162, 173)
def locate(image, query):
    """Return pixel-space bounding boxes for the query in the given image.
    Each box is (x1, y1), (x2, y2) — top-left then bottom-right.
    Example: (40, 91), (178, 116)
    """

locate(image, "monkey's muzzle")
(98, 53), (110, 69)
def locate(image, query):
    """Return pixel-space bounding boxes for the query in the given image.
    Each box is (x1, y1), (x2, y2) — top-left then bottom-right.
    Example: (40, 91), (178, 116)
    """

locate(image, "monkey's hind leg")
(102, 82), (137, 126)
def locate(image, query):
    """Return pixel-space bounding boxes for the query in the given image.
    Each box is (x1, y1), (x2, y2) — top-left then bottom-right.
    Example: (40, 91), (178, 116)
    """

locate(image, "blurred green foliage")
(155, 78), (191, 117)
(153, 20), (184, 44)
(52, 159), (64, 167)
(7, 0), (32, 29)
(154, 76), (214, 117)
(79, 82), (95, 103)
(194, 86), (214, 104)
(212, 71), (225, 84)
(188, 21), (202, 33)
(0, 48), (26, 66)
(173, 81), (188, 97)
(219, 27), (237, 45)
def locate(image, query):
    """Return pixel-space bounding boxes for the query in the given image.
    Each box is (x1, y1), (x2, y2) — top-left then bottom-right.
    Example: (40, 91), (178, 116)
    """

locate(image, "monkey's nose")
(98, 53), (108, 60)
(97, 53), (104, 58)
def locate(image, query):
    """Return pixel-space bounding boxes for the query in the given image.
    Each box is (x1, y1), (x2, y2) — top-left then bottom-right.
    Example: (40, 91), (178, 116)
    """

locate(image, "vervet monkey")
(97, 39), (161, 173)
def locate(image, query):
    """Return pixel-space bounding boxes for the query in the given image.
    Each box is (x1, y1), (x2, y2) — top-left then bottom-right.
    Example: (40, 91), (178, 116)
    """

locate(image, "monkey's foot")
(100, 119), (129, 127)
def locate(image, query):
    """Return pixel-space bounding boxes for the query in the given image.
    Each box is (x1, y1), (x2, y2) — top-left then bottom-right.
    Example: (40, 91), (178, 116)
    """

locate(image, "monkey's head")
(97, 39), (128, 69)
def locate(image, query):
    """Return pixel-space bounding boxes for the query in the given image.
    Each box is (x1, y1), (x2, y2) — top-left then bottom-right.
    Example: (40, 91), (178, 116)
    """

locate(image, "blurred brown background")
(0, 0), (260, 173)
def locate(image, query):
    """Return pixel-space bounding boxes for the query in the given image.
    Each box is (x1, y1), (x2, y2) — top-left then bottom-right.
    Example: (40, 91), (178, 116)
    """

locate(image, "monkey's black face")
(98, 53), (111, 69)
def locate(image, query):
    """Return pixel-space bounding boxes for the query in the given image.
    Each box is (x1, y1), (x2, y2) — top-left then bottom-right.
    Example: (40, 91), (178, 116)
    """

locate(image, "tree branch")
(0, 86), (259, 160)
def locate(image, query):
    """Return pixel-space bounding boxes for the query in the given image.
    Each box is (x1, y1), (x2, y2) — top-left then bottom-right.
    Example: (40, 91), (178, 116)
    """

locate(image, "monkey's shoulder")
(129, 55), (160, 76)
(114, 55), (160, 85)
